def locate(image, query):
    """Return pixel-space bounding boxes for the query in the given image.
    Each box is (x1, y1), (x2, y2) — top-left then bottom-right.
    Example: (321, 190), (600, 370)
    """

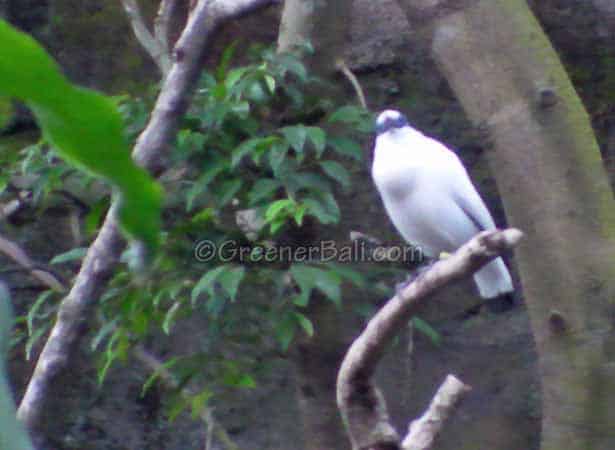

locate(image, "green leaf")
(192, 265), (245, 304)
(27, 290), (54, 335)
(248, 178), (281, 204)
(264, 74), (276, 93)
(412, 317), (442, 346)
(268, 142), (289, 175)
(265, 198), (295, 223)
(0, 20), (163, 251)
(192, 266), (227, 304)
(280, 125), (307, 154)
(216, 41), (238, 81)
(215, 178), (242, 207)
(217, 265), (245, 301)
(225, 67), (249, 91)
(232, 136), (278, 168)
(306, 126), (326, 157)
(141, 357), (178, 396)
(319, 160), (351, 189)
(278, 53), (308, 82)
(25, 323), (49, 361)
(50, 247), (88, 264)
(162, 302), (181, 335)
(290, 264), (342, 306)
(191, 389), (213, 420)
(328, 136), (363, 161)
(303, 192), (340, 224)
(275, 314), (297, 352)
(325, 263), (365, 288)
(284, 171), (330, 196)
(91, 318), (120, 351)
(314, 270), (342, 307)
(293, 312), (314, 337)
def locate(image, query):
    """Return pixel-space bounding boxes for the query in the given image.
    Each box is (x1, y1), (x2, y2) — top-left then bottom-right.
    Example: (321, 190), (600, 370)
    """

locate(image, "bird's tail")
(473, 257), (513, 299)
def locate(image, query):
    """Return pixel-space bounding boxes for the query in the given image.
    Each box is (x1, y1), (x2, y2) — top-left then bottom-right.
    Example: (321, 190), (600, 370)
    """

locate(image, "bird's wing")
(429, 137), (497, 232)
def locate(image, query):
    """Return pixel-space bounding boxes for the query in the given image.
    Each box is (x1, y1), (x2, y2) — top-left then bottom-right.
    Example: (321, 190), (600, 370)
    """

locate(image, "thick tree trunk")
(399, 0), (615, 449)
(277, 1), (354, 449)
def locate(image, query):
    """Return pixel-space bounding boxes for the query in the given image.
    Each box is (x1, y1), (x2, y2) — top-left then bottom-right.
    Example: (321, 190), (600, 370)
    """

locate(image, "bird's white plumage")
(372, 110), (513, 298)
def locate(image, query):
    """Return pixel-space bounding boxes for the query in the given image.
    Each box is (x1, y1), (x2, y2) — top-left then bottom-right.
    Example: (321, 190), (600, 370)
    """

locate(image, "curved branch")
(337, 228), (523, 450)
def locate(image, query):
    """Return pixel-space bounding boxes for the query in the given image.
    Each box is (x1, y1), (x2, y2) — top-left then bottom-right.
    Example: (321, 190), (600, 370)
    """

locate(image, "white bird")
(371, 109), (513, 299)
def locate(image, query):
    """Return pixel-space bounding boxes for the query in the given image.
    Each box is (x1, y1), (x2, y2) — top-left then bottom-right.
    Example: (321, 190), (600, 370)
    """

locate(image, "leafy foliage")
(0, 19), (162, 251)
(13, 42), (374, 420)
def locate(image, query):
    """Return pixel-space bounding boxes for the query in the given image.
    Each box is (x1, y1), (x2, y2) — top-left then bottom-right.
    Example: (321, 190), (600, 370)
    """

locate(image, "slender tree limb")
(402, 375), (471, 450)
(154, 0), (178, 63)
(0, 234), (66, 292)
(336, 59), (367, 109)
(17, 0), (278, 437)
(336, 228), (523, 450)
(120, 0), (172, 75)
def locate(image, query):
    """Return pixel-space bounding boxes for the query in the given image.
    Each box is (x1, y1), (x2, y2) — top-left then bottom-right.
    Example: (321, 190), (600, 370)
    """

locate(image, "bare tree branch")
(336, 228), (523, 450)
(402, 375), (470, 450)
(120, 0), (172, 75)
(17, 0), (279, 437)
(154, 0), (178, 62)
(0, 234), (66, 292)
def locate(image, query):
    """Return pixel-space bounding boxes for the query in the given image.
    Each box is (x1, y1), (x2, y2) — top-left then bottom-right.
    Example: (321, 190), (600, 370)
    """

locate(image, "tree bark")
(399, 1), (615, 448)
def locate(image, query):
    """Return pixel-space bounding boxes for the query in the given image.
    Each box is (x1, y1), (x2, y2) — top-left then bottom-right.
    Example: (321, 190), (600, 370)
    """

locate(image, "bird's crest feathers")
(375, 109), (410, 135)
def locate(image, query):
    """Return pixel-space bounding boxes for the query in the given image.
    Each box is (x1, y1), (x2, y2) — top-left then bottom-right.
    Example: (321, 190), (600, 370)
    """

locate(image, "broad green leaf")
(192, 266), (227, 303)
(265, 199), (295, 223)
(215, 178), (242, 207)
(306, 126), (326, 157)
(218, 266), (245, 301)
(293, 312), (314, 337)
(275, 314), (297, 352)
(0, 95), (12, 131)
(264, 74), (276, 93)
(50, 247), (88, 265)
(216, 41), (238, 81)
(0, 20), (163, 251)
(328, 136), (363, 161)
(232, 136), (278, 168)
(325, 263), (365, 288)
(268, 142), (289, 175)
(284, 171), (330, 196)
(303, 192), (340, 224)
(279, 125), (307, 154)
(225, 67), (249, 91)
(248, 178), (281, 204)
(290, 264), (341, 306)
(319, 160), (351, 189)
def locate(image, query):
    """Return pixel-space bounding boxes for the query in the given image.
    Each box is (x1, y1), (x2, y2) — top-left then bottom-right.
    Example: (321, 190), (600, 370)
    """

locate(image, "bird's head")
(375, 109), (409, 135)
